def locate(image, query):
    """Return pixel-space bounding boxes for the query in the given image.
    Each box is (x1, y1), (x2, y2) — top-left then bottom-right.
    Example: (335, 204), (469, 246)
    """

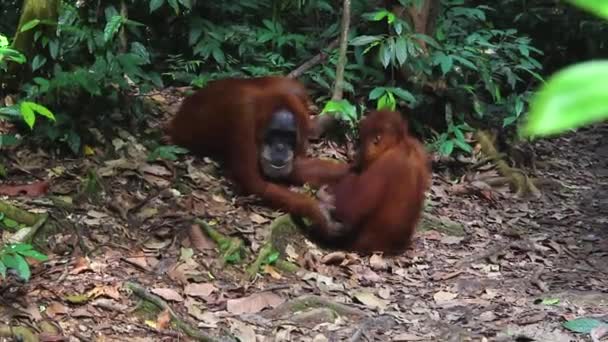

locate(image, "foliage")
(524, 0), (608, 137)
(0, 243), (48, 282)
(0, 33), (26, 70)
(344, 1), (543, 155)
(0, 0), (590, 156)
(148, 145), (189, 161)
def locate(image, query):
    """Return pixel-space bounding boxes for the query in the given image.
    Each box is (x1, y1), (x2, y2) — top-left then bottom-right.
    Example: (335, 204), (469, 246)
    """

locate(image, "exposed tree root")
(261, 294), (367, 321)
(194, 218), (244, 264)
(476, 130), (541, 199)
(125, 281), (233, 342)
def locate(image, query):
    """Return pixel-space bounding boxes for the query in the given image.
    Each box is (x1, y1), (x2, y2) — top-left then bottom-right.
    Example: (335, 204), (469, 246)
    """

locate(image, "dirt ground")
(0, 94), (606, 342)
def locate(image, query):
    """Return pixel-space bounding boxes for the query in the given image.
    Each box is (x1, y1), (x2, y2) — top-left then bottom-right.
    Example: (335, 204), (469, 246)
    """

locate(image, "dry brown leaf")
(0, 180), (50, 197)
(140, 163), (172, 177)
(229, 319), (257, 342)
(321, 251), (346, 265)
(156, 309), (172, 330)
(226, 292), (285, 315)
(353, 291), (389, 310)
(249, 212), (269, 224)
(433, 291), (458, 303)
(70, 256), (91, 275)
(263, 264), (283, 279)
(184, 283), (217, 298)
(369, 254), (388, 270)
(392, 332), (426, 341)
(46, 302), (69, 318)
(72, 307), (94, 318)
(151, 288), (184, 302)
(189, 224), (215, 251)
(440, 236), (465, 245)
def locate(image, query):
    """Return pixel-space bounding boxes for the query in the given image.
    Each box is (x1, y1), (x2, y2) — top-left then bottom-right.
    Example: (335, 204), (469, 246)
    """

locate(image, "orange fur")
(165, 76), (349, 228)
(295, 110), (431, 255)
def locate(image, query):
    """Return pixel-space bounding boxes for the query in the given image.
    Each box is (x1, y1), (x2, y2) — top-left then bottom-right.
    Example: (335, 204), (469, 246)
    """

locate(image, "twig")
(261, 295), (366, 320)
(331, 0), (351, 101)
(125, 281), (227, 342)
(287, 38), (340, 79)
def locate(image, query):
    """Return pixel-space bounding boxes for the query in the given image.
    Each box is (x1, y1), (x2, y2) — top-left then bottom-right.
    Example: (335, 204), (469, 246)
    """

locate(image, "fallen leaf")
(184, 283), (217, 298)
(440, 236), (465, 245)
(226, 292), (284, 315)
(249, 212), (269, 224)
(140, 163), (172, 177)
(157, 309), (171, 330)
(479, 311), (497, 322)
(378, 287), (391, 299)
(229, 319), (257, 342)
(433, 291), (458, 303)
(392, 332), (426, 341)
(70, 257), (91, 275)
(353, 291), (389, 310)
(189, 224), (215, 251)
(369, 254), (388, 270)
(321, 252), (346, 265)
(46, 302), (69, 318)
(151, 288), (184, 302)
(263, 264), (283, 279)
(0, 180), (50, 197)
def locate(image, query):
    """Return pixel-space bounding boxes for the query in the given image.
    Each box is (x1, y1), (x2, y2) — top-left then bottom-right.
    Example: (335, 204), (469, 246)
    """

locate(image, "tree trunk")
(7, 0), (59, 89)
(12, 0), (59, 58)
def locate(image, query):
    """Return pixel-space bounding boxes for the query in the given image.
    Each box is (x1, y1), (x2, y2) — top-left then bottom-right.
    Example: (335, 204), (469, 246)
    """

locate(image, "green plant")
(0, 243), (48, 282)
(523, 0), (608, 137)
(0, 33), (26, 71)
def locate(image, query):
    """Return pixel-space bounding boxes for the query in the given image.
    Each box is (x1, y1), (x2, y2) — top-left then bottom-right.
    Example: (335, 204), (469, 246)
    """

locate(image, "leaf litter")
(0, 93), (606, 341)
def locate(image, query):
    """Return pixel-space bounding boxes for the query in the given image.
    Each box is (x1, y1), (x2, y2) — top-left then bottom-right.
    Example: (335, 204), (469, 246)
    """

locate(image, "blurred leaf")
(524, 61), (608, 137)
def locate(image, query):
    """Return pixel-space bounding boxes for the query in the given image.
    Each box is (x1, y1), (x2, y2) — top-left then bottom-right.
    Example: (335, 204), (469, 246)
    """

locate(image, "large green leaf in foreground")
(524, 61), (608, 137)
(565, 0), (608, 20)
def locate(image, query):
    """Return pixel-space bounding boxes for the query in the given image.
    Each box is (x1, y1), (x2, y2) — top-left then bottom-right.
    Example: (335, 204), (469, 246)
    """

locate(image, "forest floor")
(0, 91), (607, 342)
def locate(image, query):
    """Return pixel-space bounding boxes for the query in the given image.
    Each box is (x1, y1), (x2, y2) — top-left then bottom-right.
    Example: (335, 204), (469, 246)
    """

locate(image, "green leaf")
(453, 138), (472, 153)
(389, 87), (416, 104)
(503, 115), (518, 127)
(18, 249), (49, 262)
(148, 145), (189, 161)
(350, 35), (383, 46)
(0, 134), (19, 147)
(20, 19), (40, 32)
(524, 61), (608, 137)
(3, 217), (18, 228)
(29, 102), (55, 122)
(379, 42), (391, 69)
(1, 254), (31, 281)
(541, 298), (560, 305)
(19, 102), (36, 129)
(49, 40), (59, 59)
(368, 87), (386, 100)
(168, 0), (180, 14)
(0, 261), (6, 279)
(103, 15), (123, 43)
(7, 244), (34, 253)
(150, 0), (165, 13)
(377, 92), (396, 111)
(439, 140), (454, 156)
(440, 55), (454, 75)
(565, 0), (608, 20)
(211, 48), (225, 65)
(395, 37), (407, 66)
(562, 317), (605, 333)
(266, 251), (280, 264)
(178, 0), (192, 9)
(31, 55), (46, 71)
